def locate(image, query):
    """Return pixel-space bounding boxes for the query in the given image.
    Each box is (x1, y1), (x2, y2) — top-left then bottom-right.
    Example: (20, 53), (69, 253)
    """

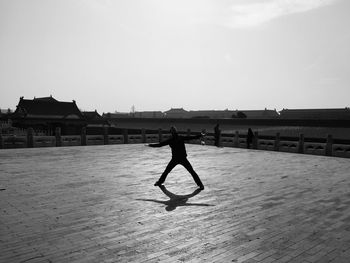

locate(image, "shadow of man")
(137, 185), (214, 211)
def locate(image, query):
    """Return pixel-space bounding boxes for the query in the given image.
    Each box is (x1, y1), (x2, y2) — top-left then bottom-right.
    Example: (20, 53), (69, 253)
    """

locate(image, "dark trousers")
(158, 158), (203, 187)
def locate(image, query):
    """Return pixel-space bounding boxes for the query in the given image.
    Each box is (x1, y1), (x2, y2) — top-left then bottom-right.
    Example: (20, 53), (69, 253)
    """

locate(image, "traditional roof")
(164, 108), (188, 113)
(279, 108), (350, 120)
(82, 110), (102, 120)
(33, 96), (58, 102)
(83, 110), (109, 126)
(14, 96), (84, 119)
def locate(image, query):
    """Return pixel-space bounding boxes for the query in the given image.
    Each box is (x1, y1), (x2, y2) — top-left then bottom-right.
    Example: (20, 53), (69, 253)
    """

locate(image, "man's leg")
(155, 159), (177, 185)
(181, 158), (204, 189)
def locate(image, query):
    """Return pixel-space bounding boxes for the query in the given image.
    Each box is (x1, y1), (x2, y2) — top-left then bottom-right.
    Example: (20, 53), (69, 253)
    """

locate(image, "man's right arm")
(148, 139), (169, 148)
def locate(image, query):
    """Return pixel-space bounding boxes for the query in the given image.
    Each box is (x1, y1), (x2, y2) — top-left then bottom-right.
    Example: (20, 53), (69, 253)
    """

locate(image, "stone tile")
(1, 145), (350, 262)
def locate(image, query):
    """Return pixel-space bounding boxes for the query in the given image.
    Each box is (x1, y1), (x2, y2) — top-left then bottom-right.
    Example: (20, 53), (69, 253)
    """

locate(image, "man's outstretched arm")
(148, 139), (170, 147)
(183, 131), (206, 141)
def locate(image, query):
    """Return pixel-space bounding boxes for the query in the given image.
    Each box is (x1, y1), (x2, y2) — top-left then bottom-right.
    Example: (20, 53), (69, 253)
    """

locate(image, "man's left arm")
(183, 131), (206, 141)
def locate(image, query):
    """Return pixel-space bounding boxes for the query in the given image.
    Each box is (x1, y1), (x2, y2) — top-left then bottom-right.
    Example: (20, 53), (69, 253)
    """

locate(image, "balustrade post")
(27, 127), (34, 148)
(0, 131), (3, 149)
(55, 127), (62, 147)
(274, 132), (280, 151)
(158, 128), (163, 143)
(123, 129), (128, 144)
(326, 134), (333, 156)
(298, 134), (304, 154)
(103, 127), (109, 145)
(234, 131), (239, 147)
(142, 129), (146, 143)
(253, 131), (258, 149)
(81, 127), (87, 146)
(217, 129), (222, 147)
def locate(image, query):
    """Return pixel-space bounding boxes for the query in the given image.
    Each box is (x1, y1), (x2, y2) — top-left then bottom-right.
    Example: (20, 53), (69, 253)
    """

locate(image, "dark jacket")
(247, 128), (254, 143)
(149, 134), (201, 159)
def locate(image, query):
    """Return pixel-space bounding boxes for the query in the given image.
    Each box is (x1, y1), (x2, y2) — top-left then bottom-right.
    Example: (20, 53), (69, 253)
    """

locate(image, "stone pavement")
(1, 144), (350, 263)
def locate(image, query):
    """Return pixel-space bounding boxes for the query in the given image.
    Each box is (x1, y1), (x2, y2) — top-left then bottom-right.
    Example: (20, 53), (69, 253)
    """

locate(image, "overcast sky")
(1, 0), (349, 113)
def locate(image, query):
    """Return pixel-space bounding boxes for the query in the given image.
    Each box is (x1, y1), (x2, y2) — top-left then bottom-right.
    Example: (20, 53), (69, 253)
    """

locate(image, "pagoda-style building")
(12, 96), (87, 135)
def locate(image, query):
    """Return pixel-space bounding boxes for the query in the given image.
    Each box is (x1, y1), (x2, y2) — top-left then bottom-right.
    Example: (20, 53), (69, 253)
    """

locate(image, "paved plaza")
(1, 144), (350, 262)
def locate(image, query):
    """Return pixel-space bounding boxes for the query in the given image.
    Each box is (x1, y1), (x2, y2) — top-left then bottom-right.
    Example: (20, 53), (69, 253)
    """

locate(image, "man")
(247, 128), (254, 149)
(148, 126), (205, 190)
(214, 123), (221, 147)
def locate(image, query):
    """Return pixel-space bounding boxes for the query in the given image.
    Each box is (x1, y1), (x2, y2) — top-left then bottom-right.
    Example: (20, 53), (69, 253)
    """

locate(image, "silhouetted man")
(214, 123), (221, 147)
(247, 128), (254, 149)
(148, 126), (205, 190)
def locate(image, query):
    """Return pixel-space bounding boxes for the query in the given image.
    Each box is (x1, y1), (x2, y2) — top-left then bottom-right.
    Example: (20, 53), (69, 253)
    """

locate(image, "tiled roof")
(164, 108), (188, 113)
(82, 111), (102, 120)
(33, 96), (58, 102)
(15, 97), (84, 119)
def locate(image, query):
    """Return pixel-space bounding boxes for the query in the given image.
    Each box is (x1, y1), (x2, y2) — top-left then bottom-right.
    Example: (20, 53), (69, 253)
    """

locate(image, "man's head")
(170, 126), (178, 136)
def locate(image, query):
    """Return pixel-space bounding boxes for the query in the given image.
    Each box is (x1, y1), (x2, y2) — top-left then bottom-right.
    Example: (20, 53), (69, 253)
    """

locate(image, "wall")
(1, 127), (350, 159)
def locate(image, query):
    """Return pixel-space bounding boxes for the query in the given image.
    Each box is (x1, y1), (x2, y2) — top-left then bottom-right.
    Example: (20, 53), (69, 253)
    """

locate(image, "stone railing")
(215, 131), (350, 158)
(1, 127), (349, 158)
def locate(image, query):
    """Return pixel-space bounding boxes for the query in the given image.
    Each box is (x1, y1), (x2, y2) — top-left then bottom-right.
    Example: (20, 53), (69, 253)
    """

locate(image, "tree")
(236, 111), (247, 118)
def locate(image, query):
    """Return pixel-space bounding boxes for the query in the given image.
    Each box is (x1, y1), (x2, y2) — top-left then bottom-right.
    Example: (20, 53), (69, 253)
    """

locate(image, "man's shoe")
(154, 181), (162, 187)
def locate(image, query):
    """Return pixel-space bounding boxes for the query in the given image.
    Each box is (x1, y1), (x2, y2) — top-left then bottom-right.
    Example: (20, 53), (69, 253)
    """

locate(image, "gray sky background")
(1, 0), (349, 113)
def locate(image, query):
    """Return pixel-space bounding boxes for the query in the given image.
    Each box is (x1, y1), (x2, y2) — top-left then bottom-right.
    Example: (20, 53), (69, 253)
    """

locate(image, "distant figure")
(247, 128), (254, 149)
(214, 124), (221, 147)
(148, 126), (205, 190)
(200, 129), (206, 145)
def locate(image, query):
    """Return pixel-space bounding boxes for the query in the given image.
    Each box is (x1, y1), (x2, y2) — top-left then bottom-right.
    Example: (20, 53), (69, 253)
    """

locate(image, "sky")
(1, 0), (350, 113)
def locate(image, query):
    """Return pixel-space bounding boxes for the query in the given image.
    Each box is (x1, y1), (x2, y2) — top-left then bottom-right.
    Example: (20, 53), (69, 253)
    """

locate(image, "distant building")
(11, 96), (86, 135)
(235, 109), (280, 119)
(82, 110), (109, 127)
(164, 108), (189, 118)
(102, 112), (130, 119)
(164, 108), (279, 119)
(133, 111), (164, 118)
(0, 108), (13, 115)
(0, 111), (12, 130)
(103, 108), (280, 119)
(188, 110), (234, 119)
(279, 108), (350, 120)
